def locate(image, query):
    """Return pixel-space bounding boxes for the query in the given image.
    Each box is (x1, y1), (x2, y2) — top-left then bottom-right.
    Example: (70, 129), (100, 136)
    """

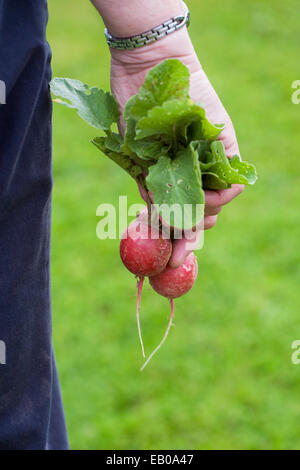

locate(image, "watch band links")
(104, 2), (190, 50)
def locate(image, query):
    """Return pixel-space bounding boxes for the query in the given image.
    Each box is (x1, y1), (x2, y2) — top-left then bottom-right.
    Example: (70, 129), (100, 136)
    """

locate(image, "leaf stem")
(138, 175), (152, 226)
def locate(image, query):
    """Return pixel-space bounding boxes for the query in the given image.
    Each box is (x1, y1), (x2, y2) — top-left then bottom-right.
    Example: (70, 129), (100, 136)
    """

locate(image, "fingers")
(168, 238), (192, 269)
(168, 229), (203, 268)
(218, 120), (241, 158)
(204, 215), (218, 230)
(204, 184), (244, 208)
(204, 204), (222, 216)
(203, 185), (244, 229)
(189, 66), (241, 159)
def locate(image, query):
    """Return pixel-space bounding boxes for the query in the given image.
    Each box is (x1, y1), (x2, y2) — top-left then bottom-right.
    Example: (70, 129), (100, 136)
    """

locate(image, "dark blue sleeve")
(0, 0), (68, 450)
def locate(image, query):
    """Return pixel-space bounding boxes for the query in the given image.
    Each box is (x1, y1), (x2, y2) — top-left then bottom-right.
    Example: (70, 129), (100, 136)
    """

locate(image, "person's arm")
(91, 0), (244, 267)
(91, 0), (183, 37)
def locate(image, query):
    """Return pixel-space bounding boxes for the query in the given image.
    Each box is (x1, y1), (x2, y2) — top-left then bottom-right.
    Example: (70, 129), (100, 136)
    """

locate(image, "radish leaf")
(124, 59), (190, 121)
(146, 144), (205, 229)
(51, 59), (257, 214)
(50, 78), (119, 131)
(229, 155), (258, 185)
(92, 137), (144, 180)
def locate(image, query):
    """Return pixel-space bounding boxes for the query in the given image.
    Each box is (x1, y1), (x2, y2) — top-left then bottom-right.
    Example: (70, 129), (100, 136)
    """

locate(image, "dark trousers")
(0, 0), (69, 449)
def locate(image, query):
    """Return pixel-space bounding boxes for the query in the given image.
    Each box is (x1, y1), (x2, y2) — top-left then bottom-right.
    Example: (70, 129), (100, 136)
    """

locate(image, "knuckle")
(204, 215), (218, 230)
(237, 184), (245, 195)
(205, 205), (222, 216)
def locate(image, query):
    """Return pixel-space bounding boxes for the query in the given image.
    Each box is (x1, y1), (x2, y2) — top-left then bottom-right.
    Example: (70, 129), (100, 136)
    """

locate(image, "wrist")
(98, 0), (183, 38)
(110, 27), (197, 70)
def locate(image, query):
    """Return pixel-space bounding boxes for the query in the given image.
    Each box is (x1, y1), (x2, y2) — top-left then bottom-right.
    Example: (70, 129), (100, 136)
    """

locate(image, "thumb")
(169, 230), (202, 269)
(169, 238), (190, 269)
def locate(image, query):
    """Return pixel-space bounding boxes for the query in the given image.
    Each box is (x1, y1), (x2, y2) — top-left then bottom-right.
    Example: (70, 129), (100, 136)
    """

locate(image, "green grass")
(47, 0), (300, 449)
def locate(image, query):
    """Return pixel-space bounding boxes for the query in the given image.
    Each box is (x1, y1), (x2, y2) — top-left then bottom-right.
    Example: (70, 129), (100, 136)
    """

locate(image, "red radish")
(149, 253), (198, 299)
(120, 211), (198, 370)
(120, 216), (172, 278)
(120, 212), (172, 358)
(140, 253), (198, 371)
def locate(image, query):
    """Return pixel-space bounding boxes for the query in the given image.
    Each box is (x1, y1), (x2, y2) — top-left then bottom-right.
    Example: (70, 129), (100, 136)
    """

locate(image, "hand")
(110, 28), (244, 267)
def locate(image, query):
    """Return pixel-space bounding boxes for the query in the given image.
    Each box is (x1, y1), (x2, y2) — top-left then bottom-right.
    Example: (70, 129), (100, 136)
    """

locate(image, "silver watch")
(104, 1), (190, 50)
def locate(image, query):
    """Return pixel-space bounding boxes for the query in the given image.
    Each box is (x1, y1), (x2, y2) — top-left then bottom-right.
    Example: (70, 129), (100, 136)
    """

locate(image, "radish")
(140, 253), (198, 370)
(120, 213), (172, 278)
(149, 253), (198, 299)
(120, 212), (172, 358)
(120, 212), (198, 370)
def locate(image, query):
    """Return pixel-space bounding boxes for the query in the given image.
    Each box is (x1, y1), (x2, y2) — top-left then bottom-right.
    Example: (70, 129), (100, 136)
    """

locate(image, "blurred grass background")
(47, 0), (300, 450)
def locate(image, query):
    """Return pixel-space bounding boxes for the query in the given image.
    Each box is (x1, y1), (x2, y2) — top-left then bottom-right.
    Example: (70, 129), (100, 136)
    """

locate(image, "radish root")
(136, 276), (145, 358)
(140, 298), (174, 371)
